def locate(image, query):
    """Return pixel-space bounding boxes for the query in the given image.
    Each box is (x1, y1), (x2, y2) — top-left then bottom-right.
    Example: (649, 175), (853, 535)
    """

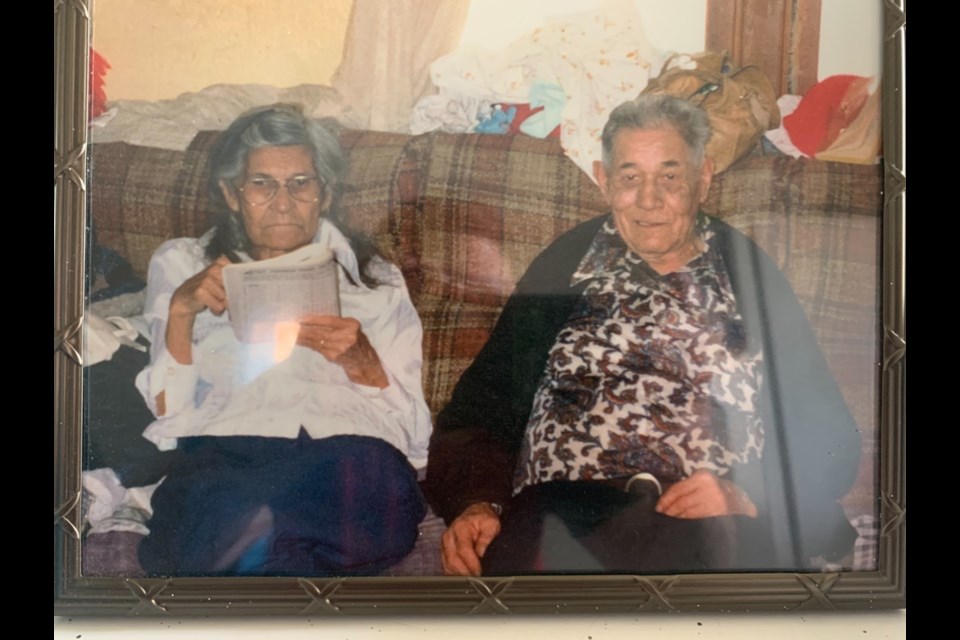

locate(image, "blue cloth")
(88, 223), (145, 302)
(519, 82), (566, 139)
(475, 105), (517, 134)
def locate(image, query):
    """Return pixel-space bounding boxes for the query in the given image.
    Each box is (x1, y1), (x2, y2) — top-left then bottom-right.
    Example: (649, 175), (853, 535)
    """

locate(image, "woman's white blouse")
(135, 220), (431, 468)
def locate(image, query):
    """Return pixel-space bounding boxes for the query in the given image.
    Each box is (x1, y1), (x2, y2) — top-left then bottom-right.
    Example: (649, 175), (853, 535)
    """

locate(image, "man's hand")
(655, 470), (758, 519)
(441, 502), (502, 576)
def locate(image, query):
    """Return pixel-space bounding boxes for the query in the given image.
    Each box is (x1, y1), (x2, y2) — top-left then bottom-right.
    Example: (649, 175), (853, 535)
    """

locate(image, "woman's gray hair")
(203, 104), (385, 287)
(209, 103), (346, 208)
(601, 95), (712, 168)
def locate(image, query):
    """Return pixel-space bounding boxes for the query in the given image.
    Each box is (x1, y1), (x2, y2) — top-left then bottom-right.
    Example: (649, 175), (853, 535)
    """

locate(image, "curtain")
(332, 0), (470, 132)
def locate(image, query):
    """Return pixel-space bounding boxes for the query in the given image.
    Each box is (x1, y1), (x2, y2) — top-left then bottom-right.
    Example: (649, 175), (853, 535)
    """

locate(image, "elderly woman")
(428, 95), (861, 575)
(135, 105), (430, 575)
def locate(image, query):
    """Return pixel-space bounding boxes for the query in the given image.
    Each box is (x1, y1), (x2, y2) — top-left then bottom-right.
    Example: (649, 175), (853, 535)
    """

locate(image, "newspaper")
(222, 244), (340, 343)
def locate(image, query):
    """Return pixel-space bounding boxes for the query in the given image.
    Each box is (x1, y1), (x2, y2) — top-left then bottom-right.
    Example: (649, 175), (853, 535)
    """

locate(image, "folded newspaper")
(222, 244), (341, 343)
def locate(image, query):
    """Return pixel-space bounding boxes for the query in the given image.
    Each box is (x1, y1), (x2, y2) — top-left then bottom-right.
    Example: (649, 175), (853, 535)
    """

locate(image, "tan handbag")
(815, 84), (881, 165)
(641, 52), (780, 173)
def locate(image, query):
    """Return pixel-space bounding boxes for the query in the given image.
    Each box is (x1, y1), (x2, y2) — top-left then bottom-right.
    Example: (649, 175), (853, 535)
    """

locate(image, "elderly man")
(425, 95), (861, 575)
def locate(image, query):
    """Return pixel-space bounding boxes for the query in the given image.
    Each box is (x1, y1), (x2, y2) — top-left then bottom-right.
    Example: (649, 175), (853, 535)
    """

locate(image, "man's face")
(221, 145), (330, 261)
(593, 126), (713, 274)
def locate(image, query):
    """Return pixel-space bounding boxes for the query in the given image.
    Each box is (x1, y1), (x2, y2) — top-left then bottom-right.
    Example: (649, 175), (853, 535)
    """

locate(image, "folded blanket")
(91, 83), (346, 151)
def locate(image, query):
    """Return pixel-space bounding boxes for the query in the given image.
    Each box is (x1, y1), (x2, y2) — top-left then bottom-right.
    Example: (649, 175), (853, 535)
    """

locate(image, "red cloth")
(90, 49), (111, 119)
(783, 75), (871, 156)
(502, 103), (562, 139)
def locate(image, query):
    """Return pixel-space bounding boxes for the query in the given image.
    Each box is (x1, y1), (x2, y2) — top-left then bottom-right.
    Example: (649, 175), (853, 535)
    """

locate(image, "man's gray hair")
(601, 95), (712, 168)
(209, 103), (346, 208)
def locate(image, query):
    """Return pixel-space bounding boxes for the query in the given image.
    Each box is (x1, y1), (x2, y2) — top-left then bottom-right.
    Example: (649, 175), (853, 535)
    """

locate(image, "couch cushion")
(91, 142), (215, 278)
(413, 132), (610, 308)
(336, 130), (425, 302)
(405, 133), (610, 414)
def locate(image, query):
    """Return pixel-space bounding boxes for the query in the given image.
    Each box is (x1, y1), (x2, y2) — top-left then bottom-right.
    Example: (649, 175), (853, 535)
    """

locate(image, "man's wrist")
(463, 501), (503, 518)
(722, 478), (759, 518)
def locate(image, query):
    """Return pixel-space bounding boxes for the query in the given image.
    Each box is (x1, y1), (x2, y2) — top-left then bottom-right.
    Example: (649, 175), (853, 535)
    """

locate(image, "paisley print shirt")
(514, 217), (764, 492)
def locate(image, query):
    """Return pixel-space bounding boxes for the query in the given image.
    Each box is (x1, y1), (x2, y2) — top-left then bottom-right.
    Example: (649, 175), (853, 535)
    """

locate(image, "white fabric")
(90, 84), (346, 151)
(426, 2), (663, 178)
(88, 289), (147, 322)
(409, 92), (492, 134)
(763, 94), (806, 158)
(83, 468), (160, 536)
(135, 219), (431, 468)
(83, 313), (146, 367)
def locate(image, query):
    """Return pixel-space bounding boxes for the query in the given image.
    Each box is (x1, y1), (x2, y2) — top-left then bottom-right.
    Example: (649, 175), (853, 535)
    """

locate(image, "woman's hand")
(169, 256), (231, 319)
(655, 470), (758, 519)
(165, 256), (231, 367)
(156, 256), (231, 412)
(297, 315), (389, 388)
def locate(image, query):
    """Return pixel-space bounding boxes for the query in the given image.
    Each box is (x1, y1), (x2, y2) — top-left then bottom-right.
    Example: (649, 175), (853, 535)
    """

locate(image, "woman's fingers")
(196, 278), (228, 315)
(297, 317), (361, 356)
(170, 256), (231, 317)
(296, 317), (388, 388)
(296, 320), (356, 359)
(201, 257), (230, 314)
(299, 315), (360, 336)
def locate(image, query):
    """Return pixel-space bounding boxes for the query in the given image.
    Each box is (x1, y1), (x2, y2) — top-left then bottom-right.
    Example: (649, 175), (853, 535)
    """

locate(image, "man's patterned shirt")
(514, 217), (765, 493)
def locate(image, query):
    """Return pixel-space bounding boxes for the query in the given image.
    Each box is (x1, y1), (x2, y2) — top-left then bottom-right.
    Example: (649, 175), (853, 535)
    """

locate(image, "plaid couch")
(88, 129), (882, 575)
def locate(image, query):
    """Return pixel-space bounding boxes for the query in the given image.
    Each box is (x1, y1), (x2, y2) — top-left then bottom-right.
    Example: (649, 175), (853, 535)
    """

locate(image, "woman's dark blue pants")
(139, 432), (425, 576)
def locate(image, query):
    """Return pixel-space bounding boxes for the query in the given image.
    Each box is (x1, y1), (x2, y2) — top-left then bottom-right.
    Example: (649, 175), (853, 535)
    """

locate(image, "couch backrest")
(705, 156), (881, 470)
(89, 129), (881, 512)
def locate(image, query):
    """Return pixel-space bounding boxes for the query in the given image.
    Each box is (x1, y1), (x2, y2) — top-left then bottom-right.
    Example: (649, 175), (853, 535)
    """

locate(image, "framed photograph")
(54, 0), (905, 614)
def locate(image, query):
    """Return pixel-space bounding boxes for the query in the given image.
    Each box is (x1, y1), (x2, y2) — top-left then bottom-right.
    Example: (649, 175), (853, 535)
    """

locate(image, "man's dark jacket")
(426, 214), (861, 566)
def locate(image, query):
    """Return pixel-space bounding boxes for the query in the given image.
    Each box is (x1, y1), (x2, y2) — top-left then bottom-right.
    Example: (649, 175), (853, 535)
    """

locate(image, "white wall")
(819, 0), (883, 80)
(55, 611), (907, 639)
(93, 0), (354, 101)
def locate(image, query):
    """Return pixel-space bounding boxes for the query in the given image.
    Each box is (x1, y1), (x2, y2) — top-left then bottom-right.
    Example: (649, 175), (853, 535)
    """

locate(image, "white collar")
(314, 218), (365, 289)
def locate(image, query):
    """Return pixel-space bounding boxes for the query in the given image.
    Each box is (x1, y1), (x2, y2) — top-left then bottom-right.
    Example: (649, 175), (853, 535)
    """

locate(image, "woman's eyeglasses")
(238, 175), (323, 206)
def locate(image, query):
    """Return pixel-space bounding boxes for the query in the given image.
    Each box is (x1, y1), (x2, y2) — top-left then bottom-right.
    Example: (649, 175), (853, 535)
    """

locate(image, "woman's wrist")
(165, 303), (198, 365)
(168, 292), (202, 320)
(336, 334), (389, 388)
(341, 357), (389, 388)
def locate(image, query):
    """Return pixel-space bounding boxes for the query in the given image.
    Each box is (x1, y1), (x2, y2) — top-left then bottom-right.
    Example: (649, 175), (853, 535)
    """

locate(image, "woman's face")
(220, 145), (331, 261)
